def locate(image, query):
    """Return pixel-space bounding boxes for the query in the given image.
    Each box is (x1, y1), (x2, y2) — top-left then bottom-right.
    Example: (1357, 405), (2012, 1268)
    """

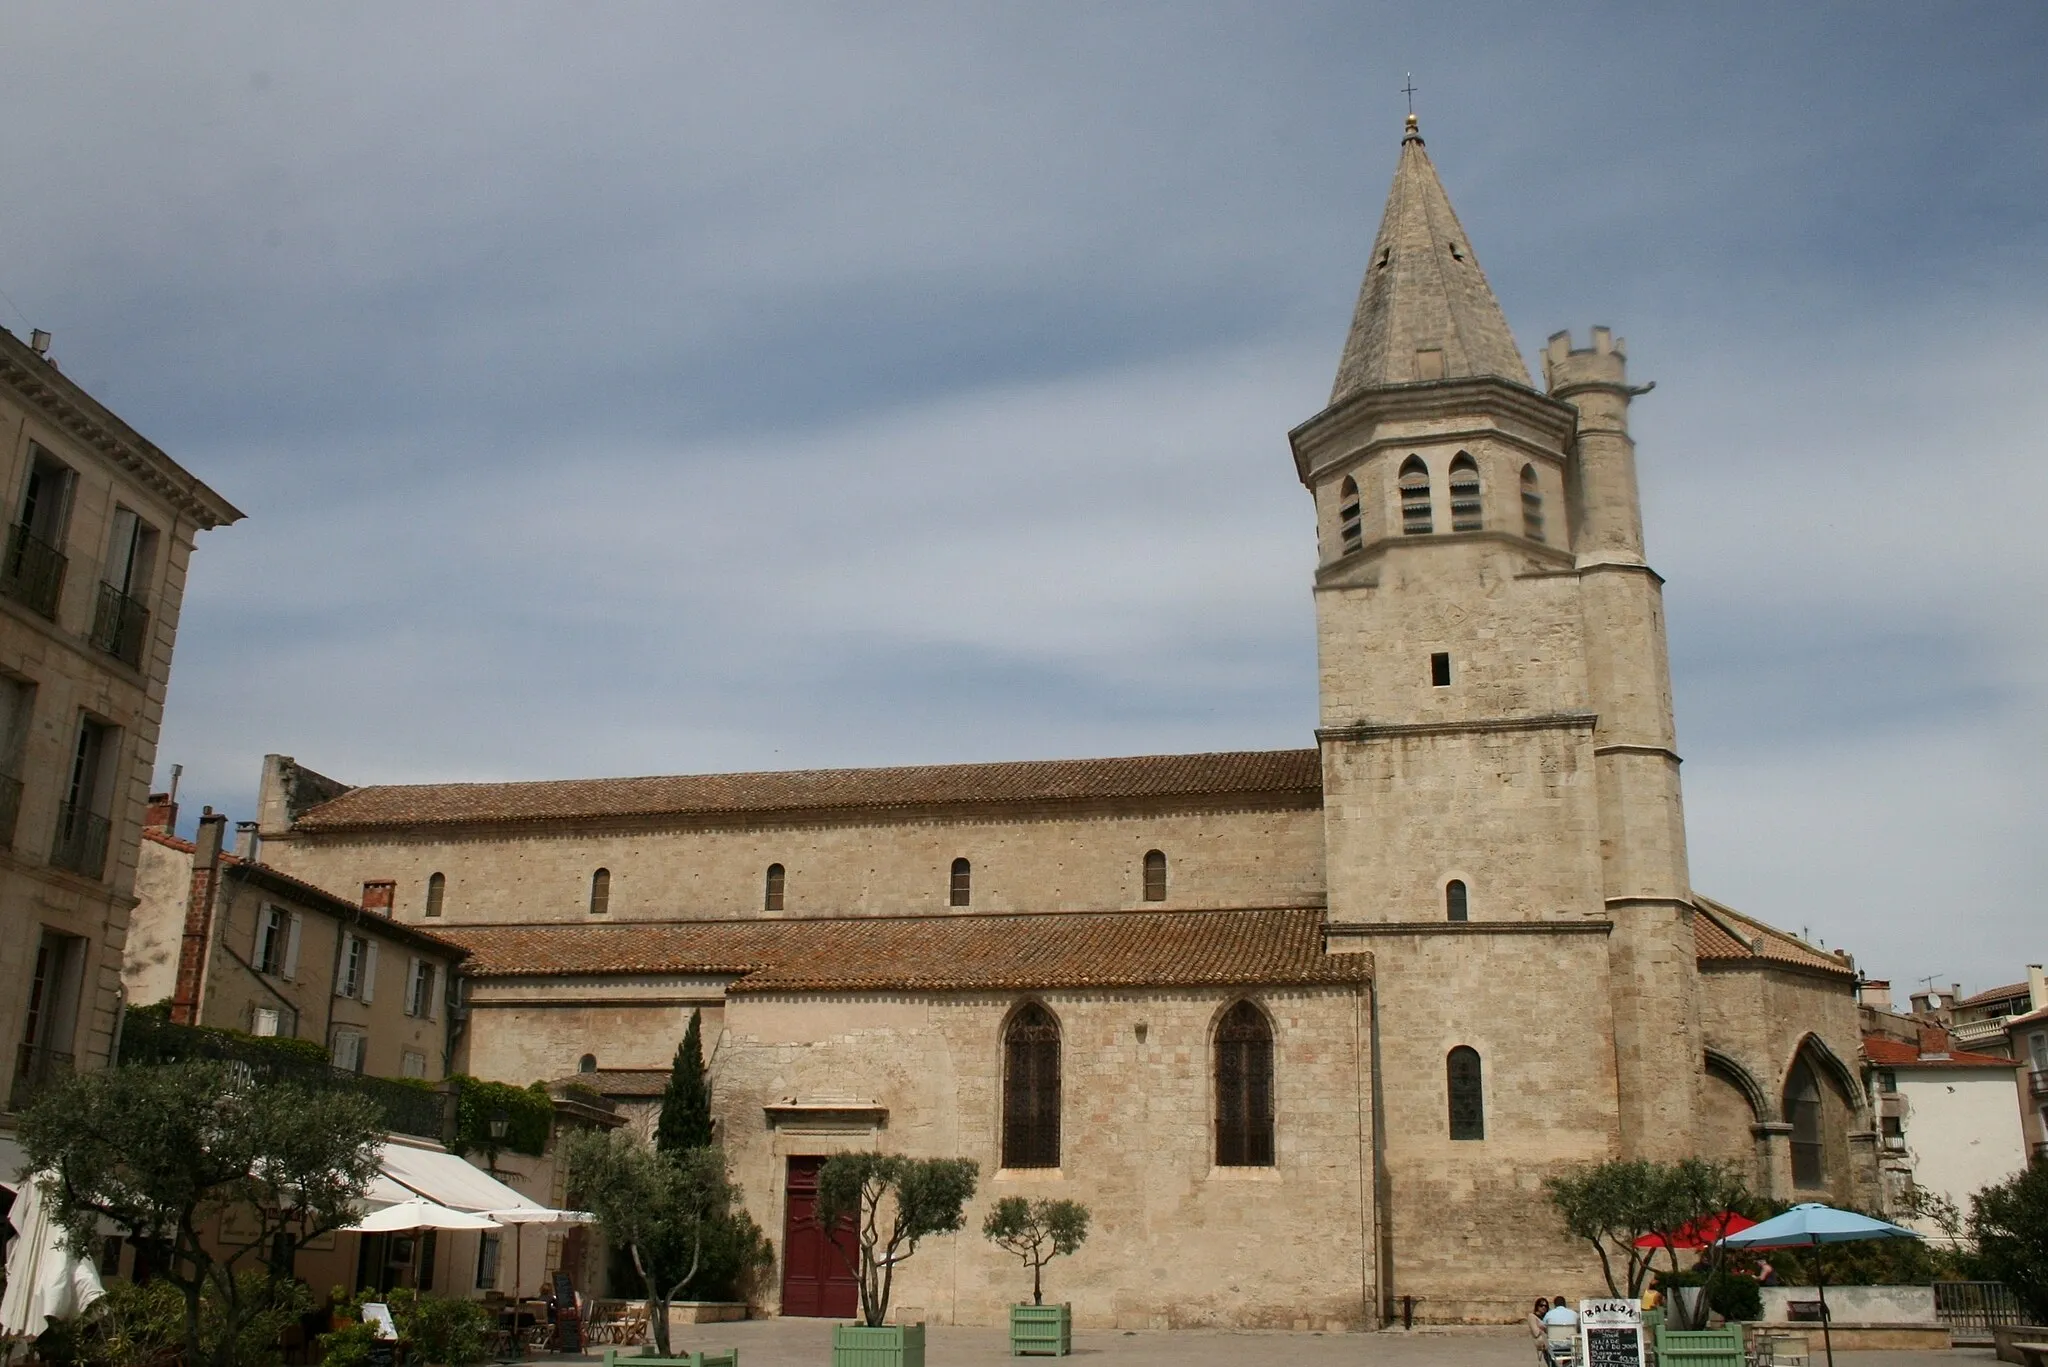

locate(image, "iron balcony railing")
(1933, 1280), (2022, 1334)
(49, 801), (110, 877)
(117, 1008), (449, 1140)
(0, 771), (22, 849)
(1, 522), (66, 619)
(89, 581), (150, 668)
(10, 1041), (75, 1113)
(2029, 1069), (2048, 1098)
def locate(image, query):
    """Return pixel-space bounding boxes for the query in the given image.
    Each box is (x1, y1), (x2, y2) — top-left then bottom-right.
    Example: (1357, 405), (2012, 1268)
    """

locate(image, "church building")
(246, 116), (1875, 1327)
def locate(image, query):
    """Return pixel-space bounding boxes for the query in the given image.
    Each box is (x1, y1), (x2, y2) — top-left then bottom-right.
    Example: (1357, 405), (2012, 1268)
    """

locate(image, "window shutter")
(426, 965), (440, 1022)
(360, 941), (378, 1003)
(333, 939), (350, 996)
(405, 956), (421, 1016)
(283, 913), (302, 980)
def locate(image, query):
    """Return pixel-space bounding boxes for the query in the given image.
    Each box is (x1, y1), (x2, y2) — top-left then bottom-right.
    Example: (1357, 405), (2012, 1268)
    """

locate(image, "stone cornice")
(1323, 919), (1613, 938)
(0, 329), (242, 528)
(1317, 711), (1598, 744)
(1289, 375), (1578, 484)
(1594, 745), (1682, 763)
(1314, 529), (1576, 587)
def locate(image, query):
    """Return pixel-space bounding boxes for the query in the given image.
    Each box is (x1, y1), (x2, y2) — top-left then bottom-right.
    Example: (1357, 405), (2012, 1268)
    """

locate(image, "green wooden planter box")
(831, 1322), (925, 1367)
(601, 1352), (738, 1367)
(1009, 1304), (1071, 1357)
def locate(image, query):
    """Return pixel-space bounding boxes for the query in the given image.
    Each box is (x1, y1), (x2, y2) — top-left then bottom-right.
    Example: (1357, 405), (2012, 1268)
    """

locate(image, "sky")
(2, 3), (2042, 993)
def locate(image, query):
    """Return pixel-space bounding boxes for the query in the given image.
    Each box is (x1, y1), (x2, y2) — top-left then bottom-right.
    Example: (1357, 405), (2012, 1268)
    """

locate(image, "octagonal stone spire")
(1329, 115), (1531, 404)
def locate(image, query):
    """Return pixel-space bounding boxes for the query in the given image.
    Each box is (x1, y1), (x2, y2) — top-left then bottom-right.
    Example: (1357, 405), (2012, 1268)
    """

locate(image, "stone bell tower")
(1297, 114), (1700, 1320)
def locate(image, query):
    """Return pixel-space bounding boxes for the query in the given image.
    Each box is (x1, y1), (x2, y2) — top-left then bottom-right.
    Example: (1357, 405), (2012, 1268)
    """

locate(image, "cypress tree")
(655, 1008), (714, 1152)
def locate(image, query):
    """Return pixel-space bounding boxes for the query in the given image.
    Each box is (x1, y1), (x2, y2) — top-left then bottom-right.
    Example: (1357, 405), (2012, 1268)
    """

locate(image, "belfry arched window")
(1399, 457), (1432, 535)
(1215, 1000), (1275, 1166)
(1447, 1046), (1484, 1140)
(424, 872), (445, 919)
(950, 858), (972, 908)
(1143, 849), (1167, 902)
(1785, 1057), (1825, 1188)
(1446, 879), (1468, 922)
(578, 1053), (597, 1073)
(764, 863), (785, 912)
(1449, 452), (1482, 532)
(1338, 476), (1362, 553)
(588, 868), (610, 916)
(1002, 1003), (1061, 1168)
(1521, 464), (1544, 542)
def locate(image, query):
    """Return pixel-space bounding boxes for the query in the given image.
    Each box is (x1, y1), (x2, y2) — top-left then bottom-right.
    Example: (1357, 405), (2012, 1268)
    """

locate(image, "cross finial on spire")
(1402, 73), (1417, 115)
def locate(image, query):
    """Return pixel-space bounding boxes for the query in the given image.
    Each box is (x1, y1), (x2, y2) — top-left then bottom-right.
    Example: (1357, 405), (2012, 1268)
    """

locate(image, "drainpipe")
(171, 810), (227, 1025)
(1369, 980), (1393, 1326)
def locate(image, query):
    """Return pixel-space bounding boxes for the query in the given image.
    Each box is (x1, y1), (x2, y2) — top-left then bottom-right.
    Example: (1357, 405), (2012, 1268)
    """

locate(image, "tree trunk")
(633, 1241), (671, 1357)
(1032, 1257), (1043, 1306)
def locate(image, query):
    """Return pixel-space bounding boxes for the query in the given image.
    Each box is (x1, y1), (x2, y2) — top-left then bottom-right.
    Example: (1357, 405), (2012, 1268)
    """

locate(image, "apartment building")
(0, 327), (239, 1117)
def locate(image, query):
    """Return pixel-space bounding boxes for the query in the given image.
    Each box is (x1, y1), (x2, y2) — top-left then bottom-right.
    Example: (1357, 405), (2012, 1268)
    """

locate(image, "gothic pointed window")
(1449, 452), (1482, 532)
(1338, 476), (1362, 553)
(1786, 1057), (1825, 1188)
(424, 872), (445, 919)
(950, 857), (971, 908)
(1447, 1046), (1485, 1139)
(1521, 464), (1545, 542)
(1446, 879), (1468, 922)
(1143, 849), (1167, 902)
(1002, 1003), (1061, 1168)
(1215, 1000), (1275, 1166)
(1399, 457), (1432, 535)
(764, 863), (785, 912)
(588, 868), (610, 916)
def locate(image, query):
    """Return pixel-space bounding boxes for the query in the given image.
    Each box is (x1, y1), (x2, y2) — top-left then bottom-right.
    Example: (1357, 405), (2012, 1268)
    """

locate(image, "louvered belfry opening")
(1002, 1003), (1061, 1168)
(1214, 1000), (1275, 1166)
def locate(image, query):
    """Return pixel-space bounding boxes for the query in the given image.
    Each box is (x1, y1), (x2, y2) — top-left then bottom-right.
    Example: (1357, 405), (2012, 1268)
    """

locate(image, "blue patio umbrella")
(1718, 1203), (1921, 1367)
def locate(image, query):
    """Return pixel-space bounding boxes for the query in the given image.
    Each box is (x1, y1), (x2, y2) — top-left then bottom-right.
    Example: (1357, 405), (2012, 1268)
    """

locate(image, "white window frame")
(401, 1049), (427, 1079)
(252, 1007), (280, 1037)
(335, 935), (363, 998)
(331, 1027), (365, 1073)
(254, 905), (286, 975)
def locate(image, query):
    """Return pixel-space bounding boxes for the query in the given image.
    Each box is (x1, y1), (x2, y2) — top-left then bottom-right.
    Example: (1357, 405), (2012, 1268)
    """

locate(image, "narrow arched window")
(1449, 452), (1481, 532)
(1786, 1057), (1825, 1188)
(1142, 849), (1167, 902)
(1215, 1000), (1275, 1166)
(1338, 476), (1362, 552)
(1447, 1046), (1484, 1139)
(764, 863), (786, 912)
(424, 872), (445, 918)
(578, 1053), (597, 1073)
(589, 868), (610, 916)
(1002, 1003), (1061, 1168)
(1446, 879), (1468, 922)
(1521, 464), (1544, 542)
(950, 857), (971, 908)
(1399, 456), (1432, 535)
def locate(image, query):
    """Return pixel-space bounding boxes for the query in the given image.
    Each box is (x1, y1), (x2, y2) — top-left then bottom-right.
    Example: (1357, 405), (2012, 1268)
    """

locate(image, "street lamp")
(485, 1110), (510, 1175)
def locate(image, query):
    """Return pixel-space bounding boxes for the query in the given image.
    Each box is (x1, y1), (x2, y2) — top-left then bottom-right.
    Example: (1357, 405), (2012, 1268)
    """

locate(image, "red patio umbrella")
(1633, 1210), (1757, 1252)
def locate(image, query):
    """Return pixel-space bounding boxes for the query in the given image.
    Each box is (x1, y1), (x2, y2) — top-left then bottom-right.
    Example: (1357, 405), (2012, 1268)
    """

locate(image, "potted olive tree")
(983, 1197), (1089, 1356)
(818, 1153), (980, 1367)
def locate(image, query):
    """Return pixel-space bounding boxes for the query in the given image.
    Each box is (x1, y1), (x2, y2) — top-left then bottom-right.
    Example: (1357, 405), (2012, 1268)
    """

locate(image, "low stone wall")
(1993, 1325), (2048, 1364)
(1758, 1284), (1934, 1325)
(665, 1302), (751, 1330)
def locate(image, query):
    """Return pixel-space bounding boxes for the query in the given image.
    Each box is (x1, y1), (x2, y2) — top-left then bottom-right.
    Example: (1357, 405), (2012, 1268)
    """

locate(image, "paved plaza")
(558, 1319), (1999, 1367)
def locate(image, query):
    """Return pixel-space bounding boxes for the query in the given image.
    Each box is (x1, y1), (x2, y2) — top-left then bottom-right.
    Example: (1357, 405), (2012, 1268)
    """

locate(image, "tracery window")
(951, 857), (972, 908)
(1786, 1057), (1825, 1188)
(1002, 1003), (1061, 1168)
(1338, 476), (1362, 552)
(764, 863), (786, 912)
(1447, 1046), (1485, 1140)
(1521, 464), (1545, 542)
(1446, 879), (1468, 922)
(1449, 452), (1482, 532)
(1215, 1000), (1275, 1166)
(425, 872), (445, 918)
(589, 868), (610, 917)
(1399, 457), (1432, 535)
(1143, 849), (1167, 902)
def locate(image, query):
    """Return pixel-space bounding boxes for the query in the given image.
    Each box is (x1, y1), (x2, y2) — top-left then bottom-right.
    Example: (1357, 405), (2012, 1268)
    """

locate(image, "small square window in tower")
(1430, 653), (1451, 687)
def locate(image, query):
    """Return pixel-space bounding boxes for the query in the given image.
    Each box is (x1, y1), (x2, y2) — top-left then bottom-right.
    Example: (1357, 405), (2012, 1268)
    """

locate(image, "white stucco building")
(1865, 1027), (2027, 1241)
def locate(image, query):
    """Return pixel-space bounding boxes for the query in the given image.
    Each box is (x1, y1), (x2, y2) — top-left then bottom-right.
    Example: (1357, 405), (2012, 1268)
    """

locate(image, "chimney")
(1858, 979), (1893, 1012)
(29, 329), (51, 357)
(2030, 964), (2046, 1014)
(144, 792), (178, 835)
(233, 821), (260, 862)
(173, 809), (228, 1026)
(1917, 1022), (1952, 1059)
(362, 880), (395, 917)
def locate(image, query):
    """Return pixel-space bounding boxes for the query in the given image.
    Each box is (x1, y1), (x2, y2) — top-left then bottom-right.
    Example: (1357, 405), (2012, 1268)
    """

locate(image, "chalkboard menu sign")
(552, 1271), (582, 1353)
(1579, 1299), (1643, 1367)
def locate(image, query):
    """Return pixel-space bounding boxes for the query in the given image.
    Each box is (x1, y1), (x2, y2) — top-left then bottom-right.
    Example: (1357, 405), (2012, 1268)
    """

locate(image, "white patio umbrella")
(1718, 1202), (1920, 1367)
(481, 1207), (594, 1305)
(0, 1175), (104, 1342)
(347, 1198), (501, 1233)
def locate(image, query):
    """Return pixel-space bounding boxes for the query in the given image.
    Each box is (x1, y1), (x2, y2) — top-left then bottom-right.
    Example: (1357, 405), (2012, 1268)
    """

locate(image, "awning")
(375, 1142), (546, 1215)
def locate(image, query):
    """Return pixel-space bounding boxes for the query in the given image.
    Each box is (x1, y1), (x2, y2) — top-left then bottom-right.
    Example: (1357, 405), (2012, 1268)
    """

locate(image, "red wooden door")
(780, 1156), (858, 1318)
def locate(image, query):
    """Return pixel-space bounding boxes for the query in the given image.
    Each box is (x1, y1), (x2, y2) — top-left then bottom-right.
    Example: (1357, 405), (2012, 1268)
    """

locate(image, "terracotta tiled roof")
(1862, 1035), (2022, 1069)
(553, 1069), (672, 1098)
(1955, 981), (2031, 1009)
(441, 907), (1367, 994)
(1692, 896), (1853, 977)
(290, 750), (1323, 832)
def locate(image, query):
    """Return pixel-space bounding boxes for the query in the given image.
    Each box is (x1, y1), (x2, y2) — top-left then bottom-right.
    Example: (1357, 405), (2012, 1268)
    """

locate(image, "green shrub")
(44, 1273), (308, 1367)
(320, 1288), (494, 1367)
(449, 1076), (552, 1158)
